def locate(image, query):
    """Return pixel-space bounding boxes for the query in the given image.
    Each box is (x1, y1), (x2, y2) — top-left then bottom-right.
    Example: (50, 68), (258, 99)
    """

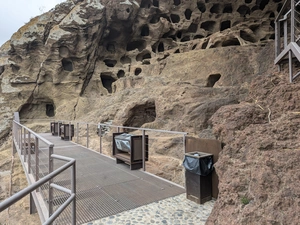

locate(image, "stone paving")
(83, 194), (215, 225)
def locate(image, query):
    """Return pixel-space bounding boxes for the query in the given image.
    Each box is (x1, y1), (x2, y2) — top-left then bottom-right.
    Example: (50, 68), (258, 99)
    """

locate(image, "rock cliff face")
(2, 0), (299, 224)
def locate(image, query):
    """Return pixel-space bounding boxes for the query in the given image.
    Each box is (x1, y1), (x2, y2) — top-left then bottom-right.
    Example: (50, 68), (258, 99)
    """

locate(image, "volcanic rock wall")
(0, 0), (282, 138)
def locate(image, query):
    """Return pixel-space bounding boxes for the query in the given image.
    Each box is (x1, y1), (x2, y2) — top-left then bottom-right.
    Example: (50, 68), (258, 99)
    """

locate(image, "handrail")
(14, 120), (54, 147)
(9, 118), (76, 225)
(0, 158), (74, 210)
(275, 0), (290, 22)
(0, 157), (76, 225)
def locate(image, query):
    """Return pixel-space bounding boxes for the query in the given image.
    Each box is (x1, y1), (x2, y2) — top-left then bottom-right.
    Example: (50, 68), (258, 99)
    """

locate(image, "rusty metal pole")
(183, 134), (186, 154)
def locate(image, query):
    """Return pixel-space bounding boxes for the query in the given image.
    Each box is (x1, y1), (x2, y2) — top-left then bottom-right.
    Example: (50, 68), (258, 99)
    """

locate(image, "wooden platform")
(37, 133), (185, 225)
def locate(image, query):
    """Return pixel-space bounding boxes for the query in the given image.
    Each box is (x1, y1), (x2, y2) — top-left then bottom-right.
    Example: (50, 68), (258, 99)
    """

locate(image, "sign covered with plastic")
(114, 133), (133, 152)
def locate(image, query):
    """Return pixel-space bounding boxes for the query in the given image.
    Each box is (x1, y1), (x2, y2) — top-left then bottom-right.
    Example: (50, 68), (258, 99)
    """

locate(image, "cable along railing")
(275, 0), (300, 82)
(0, 120), (76, 225)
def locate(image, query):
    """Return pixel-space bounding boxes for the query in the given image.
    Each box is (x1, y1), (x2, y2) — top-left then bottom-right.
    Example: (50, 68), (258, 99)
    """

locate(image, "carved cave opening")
(222, 38), (240, 47)
(185, 9), (192, 20)
(188, 23), (198, 33)
(141, 0), (151, 8)
(20, 101), (56, 119)
(197, 2), (206, 13)
(141, 25), (149, 36)
(153, 0), (159, 7)
(62, 58), (73, 72)
(210, 4), (221, 13)
(46, 104), (55, 117)
(201, 21), (216, 32)
(171, 14), (180, 23)
(158, 42), (164, 52)
(117, 70), (125, 78)
(123, 101), (156, 129)
(174, 0), (181, 6)
(126, 40), (146, 51)
(100, 73), (116, 93)
(106, 43), (116, 53)
(223, 4), (233, 13)
(245, 0), (252, 3)
(237, 5), (250, 17)
(135, 68), (142, 75)
(120, 55), (131, 64)
(206, 74), (221, 87)
(220, 20), (231, 31)
(104, 59), (117, 67)
(136, 52), (152, 62)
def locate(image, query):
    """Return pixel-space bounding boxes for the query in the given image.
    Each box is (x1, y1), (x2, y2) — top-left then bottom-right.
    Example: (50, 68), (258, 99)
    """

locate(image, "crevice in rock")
(135, 68), (142, 75)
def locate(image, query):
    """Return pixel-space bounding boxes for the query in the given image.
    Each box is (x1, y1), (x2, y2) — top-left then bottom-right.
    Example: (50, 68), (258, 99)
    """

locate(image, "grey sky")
(0, 0), (65, 47)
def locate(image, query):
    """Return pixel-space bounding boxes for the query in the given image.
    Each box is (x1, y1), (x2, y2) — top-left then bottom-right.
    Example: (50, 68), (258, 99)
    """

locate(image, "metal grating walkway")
(38, 133), (185, 225)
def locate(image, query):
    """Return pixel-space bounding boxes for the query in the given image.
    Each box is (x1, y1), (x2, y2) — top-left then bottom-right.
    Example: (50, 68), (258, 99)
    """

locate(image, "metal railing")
(275, 0), (300, 82)
(19, 117), (189, 185)
(0, 120), (76, 225)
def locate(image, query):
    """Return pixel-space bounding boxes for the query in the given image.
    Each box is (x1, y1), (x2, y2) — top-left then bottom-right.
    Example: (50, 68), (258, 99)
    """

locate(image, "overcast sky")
(0, 0), (65, 47)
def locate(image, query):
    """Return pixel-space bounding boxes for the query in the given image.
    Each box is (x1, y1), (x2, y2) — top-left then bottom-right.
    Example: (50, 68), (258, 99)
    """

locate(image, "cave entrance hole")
(123, 101), (157, 130)
(206, 74), (221, 87)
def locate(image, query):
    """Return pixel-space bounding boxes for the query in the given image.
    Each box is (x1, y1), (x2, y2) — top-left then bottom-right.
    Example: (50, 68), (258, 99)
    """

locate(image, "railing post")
(71, 161), (76, 225)
(35, 137), (39, 185)
(117, 126), (120, 133)
(76, 123), (79, 143)
(24, 129), (26, 162)
(142, 130), (146, 171)
(58, 122), (61, 137)
(48, 146), (54, 219)
(284, 19), (288, 47)
(289, 50), (293, 82)
(28, 132), (31, 173)
(291, 0), (295, 42)
(86, 123), (89, 148)
(99, 124), (102, 154)
(69, 122), (71, 141)
(183, 134), (186, 153)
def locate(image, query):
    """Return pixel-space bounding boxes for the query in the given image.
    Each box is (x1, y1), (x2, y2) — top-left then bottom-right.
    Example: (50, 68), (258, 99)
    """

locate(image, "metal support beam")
(30, 193), (37, 214)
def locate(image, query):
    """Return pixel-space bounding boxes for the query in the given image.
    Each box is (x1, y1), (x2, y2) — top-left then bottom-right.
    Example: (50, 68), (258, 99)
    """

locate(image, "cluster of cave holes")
(123, 101), (156, 129)
(195, 1), (277, 17)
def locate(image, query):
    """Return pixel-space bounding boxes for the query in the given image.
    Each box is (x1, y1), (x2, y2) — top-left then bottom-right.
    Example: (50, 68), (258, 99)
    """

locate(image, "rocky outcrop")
(207, 74), (300, 225)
